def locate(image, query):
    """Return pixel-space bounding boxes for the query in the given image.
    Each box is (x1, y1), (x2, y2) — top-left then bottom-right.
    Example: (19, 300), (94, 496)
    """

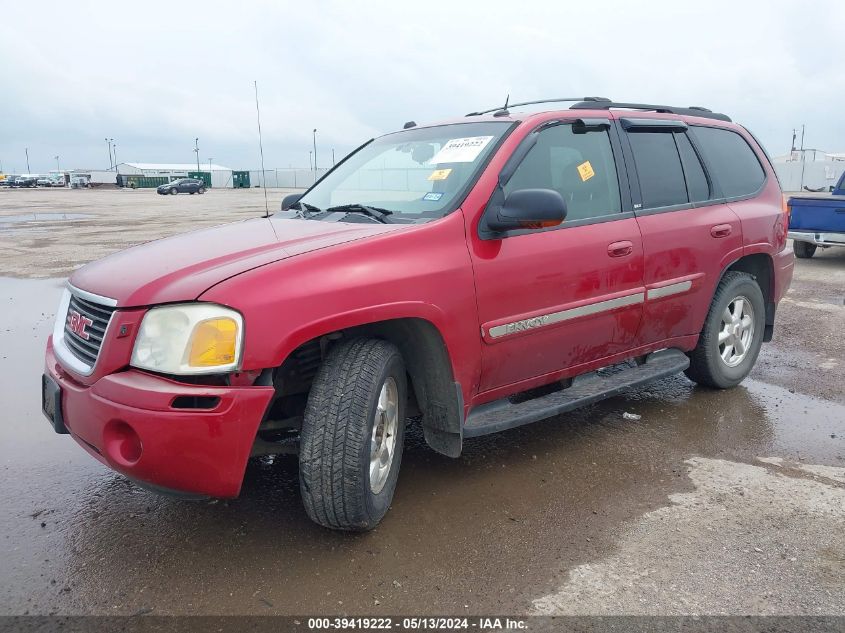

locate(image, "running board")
(463, 349), (689, 438)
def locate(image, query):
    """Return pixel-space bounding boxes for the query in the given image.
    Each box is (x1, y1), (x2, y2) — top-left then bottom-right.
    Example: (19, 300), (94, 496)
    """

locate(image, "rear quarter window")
(691, 126), (766, 198)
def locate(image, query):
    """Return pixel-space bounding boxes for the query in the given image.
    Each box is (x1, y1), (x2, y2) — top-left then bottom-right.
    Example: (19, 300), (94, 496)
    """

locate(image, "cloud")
(1, 0), (843, 172)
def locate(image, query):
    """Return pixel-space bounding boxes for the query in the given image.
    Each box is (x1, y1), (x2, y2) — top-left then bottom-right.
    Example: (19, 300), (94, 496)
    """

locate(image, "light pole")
(332, 148), (335, 166)
(112, 144), (118, 171)
(309, 151), (313, 173)
(25, 148), (31, 173)
(106, 138), (114, 170)
(194, 138), (200, 173)
(55, 155), (60, 172)
(312, 128), (317, 172)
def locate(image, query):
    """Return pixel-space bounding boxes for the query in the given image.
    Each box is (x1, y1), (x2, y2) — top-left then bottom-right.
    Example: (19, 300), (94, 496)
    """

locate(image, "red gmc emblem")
(67, 309), (94, 340)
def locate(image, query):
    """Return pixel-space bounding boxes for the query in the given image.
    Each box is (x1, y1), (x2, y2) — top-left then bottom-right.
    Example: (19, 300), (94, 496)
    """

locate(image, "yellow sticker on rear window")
(577, 161), (595, 182)
(428, 168), (453, 181)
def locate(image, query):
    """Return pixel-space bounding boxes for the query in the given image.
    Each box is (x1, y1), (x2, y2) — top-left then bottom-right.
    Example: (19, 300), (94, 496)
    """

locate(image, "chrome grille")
(63, 294), (116, 367)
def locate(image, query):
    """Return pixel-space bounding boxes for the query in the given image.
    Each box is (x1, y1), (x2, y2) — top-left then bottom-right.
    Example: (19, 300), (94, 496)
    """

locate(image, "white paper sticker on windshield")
(429, 136), (494, 164)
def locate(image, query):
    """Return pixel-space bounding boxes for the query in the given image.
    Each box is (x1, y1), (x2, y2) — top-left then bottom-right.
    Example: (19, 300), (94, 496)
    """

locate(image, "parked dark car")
(15, 176), (38, 188)
(156, 178), (206, 195)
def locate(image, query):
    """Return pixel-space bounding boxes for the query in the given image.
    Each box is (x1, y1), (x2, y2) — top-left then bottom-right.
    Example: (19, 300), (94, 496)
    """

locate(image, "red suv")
(43, 97), (794, 531)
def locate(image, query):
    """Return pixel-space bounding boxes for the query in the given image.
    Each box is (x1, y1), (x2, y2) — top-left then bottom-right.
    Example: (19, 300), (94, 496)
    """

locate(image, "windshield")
(294, 121), (512, 222)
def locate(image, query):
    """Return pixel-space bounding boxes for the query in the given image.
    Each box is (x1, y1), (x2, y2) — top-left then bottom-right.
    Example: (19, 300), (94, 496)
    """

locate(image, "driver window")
(504, 124), (622, 221)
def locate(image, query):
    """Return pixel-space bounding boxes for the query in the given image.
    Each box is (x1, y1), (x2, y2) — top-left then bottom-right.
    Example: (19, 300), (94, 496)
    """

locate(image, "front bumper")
(788, 230), (845, 247)
(45, 340), (275, 498)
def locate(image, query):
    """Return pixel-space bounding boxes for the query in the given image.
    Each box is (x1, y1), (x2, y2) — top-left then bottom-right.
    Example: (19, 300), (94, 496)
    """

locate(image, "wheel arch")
(722, 252), (776, 342)
(271, 313), (465, 458)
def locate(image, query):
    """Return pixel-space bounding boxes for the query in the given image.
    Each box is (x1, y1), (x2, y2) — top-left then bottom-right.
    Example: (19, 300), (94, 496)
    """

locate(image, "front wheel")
(198, 187), (206, 194)
(169, 188), (178, 195)
(794, 241), (816, 259)
(299, 338), (406, 531)
(685, 271), (765, 389)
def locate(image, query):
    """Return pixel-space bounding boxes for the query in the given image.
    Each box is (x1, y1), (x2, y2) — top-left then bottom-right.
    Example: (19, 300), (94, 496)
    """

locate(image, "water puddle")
(1, 276), (843, 616)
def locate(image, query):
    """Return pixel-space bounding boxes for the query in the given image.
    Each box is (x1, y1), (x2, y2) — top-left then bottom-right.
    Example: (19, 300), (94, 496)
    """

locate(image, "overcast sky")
(1, 0), (844, 173)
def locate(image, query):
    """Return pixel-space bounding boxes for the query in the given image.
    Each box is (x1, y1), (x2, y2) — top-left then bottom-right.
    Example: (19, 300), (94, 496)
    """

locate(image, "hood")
(70, 216), (402, 307)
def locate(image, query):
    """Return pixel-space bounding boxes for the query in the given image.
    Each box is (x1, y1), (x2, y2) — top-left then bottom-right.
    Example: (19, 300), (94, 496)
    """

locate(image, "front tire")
(685, 271), (765, 389)
(299, 338), (407, 531)
(794, 241), (816, 259)
(169, 188), (178, 195)
(198, 187), (206, 194)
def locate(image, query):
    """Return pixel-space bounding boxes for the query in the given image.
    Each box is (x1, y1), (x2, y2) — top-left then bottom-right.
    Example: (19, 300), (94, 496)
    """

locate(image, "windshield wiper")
(289, 200), (324, 217)
(325, 204), (394, 224)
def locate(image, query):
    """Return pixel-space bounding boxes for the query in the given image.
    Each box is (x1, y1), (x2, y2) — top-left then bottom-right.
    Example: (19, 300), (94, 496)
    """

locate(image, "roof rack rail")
(570, 100), (732, 122)
(465, 98), (731, 122)
(466, 97), (610, 117)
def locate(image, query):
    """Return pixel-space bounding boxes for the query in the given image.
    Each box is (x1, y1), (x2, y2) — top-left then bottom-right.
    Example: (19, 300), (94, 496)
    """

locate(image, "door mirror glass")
(486, 188), (567, 233)
(281, 193), (302, 211)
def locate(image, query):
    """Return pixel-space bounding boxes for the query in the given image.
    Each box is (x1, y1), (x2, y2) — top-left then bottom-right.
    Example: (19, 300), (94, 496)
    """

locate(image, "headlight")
(130, 304), (243, 375)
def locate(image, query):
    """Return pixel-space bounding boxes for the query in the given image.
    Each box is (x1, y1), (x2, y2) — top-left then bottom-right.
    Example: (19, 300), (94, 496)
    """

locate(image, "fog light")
(103, 420), (142, 466)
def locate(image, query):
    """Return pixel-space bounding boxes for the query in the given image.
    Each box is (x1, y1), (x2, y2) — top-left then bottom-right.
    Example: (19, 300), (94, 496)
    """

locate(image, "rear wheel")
(794, 241), (816, 259)
(685, 271), (765, 389)
(299, 338), (406, 531)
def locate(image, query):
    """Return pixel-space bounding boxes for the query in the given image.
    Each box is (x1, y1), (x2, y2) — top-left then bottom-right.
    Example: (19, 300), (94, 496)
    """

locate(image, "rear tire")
(794, 241), (816, 259)
(685, 271), (765, 389)
(299, 338), (406, 531)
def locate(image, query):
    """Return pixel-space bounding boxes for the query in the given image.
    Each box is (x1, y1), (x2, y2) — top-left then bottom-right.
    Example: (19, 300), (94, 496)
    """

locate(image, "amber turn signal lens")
(519, 220), (563, 229)
(188, 318), (238, 367)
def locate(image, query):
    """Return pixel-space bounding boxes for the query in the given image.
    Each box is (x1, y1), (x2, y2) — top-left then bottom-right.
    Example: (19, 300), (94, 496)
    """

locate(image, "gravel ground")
(0, 187), (842, 617)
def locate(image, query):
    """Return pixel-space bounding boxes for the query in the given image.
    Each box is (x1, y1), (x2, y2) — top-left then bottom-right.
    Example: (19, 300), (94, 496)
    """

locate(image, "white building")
(61, 169), (118, 186)
(116, 162), (235, 188)
(772, 150), (845, 192)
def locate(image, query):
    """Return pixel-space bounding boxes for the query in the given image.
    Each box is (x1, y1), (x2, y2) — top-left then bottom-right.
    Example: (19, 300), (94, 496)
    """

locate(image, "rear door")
(469, 119), (645, 393)
(620, 118), (744, 346)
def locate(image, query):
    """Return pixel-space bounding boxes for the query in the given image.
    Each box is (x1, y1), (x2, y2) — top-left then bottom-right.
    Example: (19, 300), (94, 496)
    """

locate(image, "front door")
(468, 121), (645, 394)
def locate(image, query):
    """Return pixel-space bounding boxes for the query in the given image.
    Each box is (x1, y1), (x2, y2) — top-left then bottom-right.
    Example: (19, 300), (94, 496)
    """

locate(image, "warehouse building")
(249, 167), (328, 189)
(114, 163), (250, 189)
(773, 150), (845, 192)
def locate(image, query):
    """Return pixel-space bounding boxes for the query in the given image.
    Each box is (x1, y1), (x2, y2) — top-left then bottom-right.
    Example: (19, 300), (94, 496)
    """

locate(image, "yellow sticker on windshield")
(577, 161), (595, 182)
(428, 168), (452, 181)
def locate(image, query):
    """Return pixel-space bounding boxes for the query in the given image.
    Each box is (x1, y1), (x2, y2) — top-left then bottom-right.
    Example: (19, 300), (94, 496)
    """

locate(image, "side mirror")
(281, 193), (302, 211)
(486, 188), (567, 233)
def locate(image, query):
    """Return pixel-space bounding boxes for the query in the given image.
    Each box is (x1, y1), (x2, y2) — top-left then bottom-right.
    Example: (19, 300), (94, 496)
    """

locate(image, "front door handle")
(710, 224), (732, 238)
(607, 240), (633, 257)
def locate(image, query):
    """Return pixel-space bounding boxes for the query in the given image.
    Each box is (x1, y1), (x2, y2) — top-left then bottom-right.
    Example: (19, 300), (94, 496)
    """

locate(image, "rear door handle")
(607, 240), (633, 257)
(710, 224), (732, 238)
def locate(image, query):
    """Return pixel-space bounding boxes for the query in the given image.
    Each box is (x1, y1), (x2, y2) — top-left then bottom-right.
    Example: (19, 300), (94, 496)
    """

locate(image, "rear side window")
(675, 133), (710, 202)
(691, 126), (765, 198)
(504, 124), (621, 222)
(627, 132), (688, 209)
